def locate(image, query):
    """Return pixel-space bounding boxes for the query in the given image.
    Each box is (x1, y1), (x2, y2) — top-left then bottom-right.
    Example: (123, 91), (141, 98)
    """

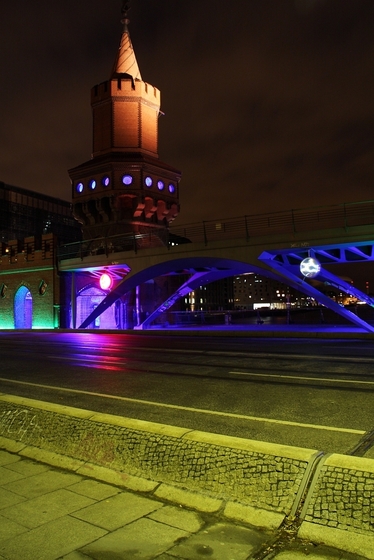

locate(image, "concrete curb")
(224, 501), (284, 531)
(298, 522), (374, 560)
(324, 451), (374, 473)
(0, 435), (285, 534)
(0, 394), (316, 525)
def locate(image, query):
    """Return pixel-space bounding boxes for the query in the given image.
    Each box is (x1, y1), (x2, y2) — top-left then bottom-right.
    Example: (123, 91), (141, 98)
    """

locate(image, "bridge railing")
(57, 200), (374, 261)
(169, 200), (374, 243)
(57, 229), (167, 261)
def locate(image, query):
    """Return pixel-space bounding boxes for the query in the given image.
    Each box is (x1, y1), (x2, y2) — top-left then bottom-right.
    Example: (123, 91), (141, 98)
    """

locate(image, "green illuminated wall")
(0, 271), (58, 330)
(0, 235), (60, 330)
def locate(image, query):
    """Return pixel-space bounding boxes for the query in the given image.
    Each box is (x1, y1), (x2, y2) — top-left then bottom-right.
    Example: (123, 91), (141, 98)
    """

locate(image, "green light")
(32, 318), (55, 329)
(54, 305), (60, 328)
(0, 319), (15, 329)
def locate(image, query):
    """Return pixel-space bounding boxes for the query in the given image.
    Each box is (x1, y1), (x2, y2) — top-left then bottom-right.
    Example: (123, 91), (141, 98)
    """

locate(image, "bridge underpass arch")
(77, 253), (374, 332)
(73, 284), (118, 330)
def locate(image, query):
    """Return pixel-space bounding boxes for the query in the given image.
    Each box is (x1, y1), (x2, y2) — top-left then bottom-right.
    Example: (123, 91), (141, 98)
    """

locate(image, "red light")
(100, 273), (112, 290)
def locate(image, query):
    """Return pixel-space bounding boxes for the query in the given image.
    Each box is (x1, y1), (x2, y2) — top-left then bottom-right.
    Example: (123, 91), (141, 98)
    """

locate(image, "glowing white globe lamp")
(300, 257), (321, 278)
(99, 272), (112, 290)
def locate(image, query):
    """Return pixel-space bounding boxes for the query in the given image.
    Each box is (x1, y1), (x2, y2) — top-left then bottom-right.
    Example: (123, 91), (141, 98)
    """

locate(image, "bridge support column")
(71, 272), (77, 330)
(135, 285), (141, 328)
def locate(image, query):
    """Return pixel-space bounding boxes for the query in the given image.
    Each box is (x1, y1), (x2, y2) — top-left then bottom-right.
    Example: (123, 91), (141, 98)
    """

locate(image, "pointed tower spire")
(70, 1), (180, 242)
(111, 1), (142, 80)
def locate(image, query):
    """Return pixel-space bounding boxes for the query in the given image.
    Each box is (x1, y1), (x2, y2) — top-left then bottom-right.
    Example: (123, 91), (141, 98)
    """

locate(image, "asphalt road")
(1, 331), (374, 456)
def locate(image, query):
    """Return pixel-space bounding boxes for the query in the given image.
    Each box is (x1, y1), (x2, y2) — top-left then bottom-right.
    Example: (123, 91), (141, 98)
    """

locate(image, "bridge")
(58, 199), (374, 332)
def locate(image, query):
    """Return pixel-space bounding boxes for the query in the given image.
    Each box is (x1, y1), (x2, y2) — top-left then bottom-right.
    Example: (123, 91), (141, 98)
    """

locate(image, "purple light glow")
(102, 176), (110, 187)
(122, 174), (133, 185)
(145, 177), (153, 187)
(99, 273), (112, 290)
(76, 182), (84, 193)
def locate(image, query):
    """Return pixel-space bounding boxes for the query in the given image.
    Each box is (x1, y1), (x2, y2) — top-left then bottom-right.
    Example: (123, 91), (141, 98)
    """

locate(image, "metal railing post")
(203, 221), (208, 245)
(343, 202), (348, 231)
(244, 215), (249, 240)
(291, 209), (296, 234)
(133, 232), (137, 253)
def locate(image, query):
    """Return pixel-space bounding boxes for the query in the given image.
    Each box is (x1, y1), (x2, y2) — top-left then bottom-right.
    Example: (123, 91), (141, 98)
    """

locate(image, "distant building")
(165, 272), (318, 314)
(184, 278), (234, 312)
(0, 181), (81, 244)
(233, 273), (313, 310)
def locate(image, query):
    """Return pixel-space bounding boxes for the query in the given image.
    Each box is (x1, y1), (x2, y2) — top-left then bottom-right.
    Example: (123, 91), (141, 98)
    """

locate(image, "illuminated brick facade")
(69, 7), (181, 242)
(0, 234), (60, 329)
(0, 182), (80, 330)
(0, 7), (182, 330)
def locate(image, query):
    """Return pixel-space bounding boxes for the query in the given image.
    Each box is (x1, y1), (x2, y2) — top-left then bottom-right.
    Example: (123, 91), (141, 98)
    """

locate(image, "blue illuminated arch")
(77, 253), (374, 332)
(14, 286), (33, 329)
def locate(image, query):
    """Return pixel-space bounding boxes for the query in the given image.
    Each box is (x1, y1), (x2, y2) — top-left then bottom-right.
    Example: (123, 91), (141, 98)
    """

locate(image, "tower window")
(76, 182), (84, 193)
(102, 176), (110, 187)
(89, 179), (97, 190)
(122, 174), (133, 185)
(145, 176), (153, 187)
(157, 180), (164, 191)
(168, 183), (175, 193)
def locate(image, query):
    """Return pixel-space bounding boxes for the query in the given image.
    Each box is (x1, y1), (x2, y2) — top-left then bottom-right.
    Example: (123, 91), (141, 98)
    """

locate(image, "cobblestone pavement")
(304, 463), (374, 532)
(0, 450), (368, 560)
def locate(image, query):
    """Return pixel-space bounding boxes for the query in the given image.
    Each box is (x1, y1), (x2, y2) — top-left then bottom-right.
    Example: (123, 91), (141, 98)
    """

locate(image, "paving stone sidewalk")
(0, 450), (367, 560)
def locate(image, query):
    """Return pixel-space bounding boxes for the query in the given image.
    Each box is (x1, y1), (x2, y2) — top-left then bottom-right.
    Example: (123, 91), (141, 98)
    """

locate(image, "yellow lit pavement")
(0, 449), (368, 560)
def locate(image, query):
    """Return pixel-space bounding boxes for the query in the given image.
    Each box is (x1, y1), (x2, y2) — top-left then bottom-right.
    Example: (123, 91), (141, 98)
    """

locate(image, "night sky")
(1, 0), (374, 226)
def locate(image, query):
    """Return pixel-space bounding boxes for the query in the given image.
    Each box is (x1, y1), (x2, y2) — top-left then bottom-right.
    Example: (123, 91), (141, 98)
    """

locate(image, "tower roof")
(111, 2), (142, 80)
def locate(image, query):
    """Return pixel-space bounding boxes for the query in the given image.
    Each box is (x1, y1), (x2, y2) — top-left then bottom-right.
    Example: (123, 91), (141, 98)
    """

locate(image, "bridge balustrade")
(57, 200), (374, 262)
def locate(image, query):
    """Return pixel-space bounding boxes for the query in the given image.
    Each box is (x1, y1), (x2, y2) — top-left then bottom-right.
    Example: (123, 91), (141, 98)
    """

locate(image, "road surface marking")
(230, 371), (374, 386)
(0, 376), (365, 435)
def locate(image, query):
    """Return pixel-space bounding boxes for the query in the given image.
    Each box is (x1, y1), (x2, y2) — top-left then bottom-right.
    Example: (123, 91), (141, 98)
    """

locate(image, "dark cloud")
(0, 0), (373, 224)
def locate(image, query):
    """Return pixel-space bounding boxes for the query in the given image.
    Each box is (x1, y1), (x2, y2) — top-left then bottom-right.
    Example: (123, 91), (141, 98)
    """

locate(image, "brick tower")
(69, 3), (181, 245)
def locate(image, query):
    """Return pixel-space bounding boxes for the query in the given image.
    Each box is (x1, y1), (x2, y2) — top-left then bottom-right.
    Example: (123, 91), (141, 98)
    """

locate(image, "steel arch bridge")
(58, 200), (374, 333)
